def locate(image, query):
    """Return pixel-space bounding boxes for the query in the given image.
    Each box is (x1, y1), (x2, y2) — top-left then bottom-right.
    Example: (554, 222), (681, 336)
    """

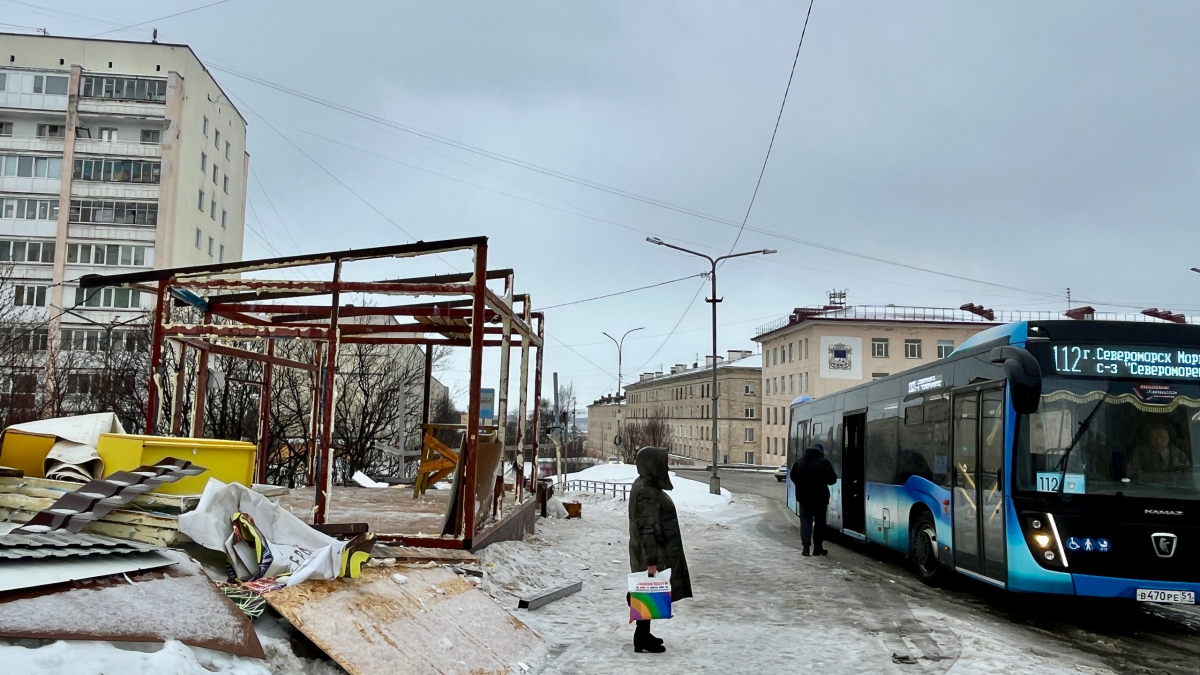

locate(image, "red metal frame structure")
(79, 236), (544, 549)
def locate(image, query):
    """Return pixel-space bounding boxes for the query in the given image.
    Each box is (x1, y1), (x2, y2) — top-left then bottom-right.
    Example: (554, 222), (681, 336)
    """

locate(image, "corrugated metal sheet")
(0, 531), (160, 560)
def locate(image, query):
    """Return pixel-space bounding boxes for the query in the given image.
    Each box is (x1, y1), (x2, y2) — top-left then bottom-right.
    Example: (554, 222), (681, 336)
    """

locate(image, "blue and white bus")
(786, 320), (1200, 602)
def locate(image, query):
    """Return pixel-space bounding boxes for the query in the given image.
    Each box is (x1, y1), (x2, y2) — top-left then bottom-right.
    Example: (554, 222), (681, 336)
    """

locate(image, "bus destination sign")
(1051, 344), (1200, 379)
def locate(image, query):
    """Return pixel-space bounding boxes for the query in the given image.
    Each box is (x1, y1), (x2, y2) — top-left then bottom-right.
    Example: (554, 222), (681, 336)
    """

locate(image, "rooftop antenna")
(152, 28), (158, 44)
(827, 289), (848, 308)
(1067, 287), (1071, 310)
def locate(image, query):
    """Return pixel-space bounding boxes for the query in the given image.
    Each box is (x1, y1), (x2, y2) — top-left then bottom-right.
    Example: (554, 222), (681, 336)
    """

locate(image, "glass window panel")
(46, 76), (68, 96)
(129, 289), (140, 307)
(133, 246), (145, 266)
(4, 156), (15, 176)
(67, 244), (78, 263)
(114, 288), (130, 308)
(33, 76), (43, 94)
(26, 243), (39, 261)
(17, 156), (32, 177)
(12, 242), (25, 261)
(102, 288), (113, 307)
(48, 199), (59, 218)
(106, 245), (120, 265)
(34, 287), (45, 306)
(119, 246), (132, 266)
(41, 242), (54, 263)
(34, 157), (47, 178)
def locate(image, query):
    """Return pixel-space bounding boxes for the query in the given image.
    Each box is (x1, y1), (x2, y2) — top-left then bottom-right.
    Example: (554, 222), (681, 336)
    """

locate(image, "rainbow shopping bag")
(628, 569), (672, 622)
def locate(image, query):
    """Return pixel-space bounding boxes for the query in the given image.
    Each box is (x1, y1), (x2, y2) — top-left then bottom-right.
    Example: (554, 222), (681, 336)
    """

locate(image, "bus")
(785, 320), (1200, 602)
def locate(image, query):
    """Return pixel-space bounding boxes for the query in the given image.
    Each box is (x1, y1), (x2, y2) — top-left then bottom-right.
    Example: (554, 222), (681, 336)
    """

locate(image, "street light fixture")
(603, 326), (644, 457)
(1191, 268), (1200, 274)
(646, 237), (775, 494)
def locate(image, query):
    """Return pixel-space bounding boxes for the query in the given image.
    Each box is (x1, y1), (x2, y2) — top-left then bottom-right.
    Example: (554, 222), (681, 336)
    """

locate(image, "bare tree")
(621, 409), (673, 464)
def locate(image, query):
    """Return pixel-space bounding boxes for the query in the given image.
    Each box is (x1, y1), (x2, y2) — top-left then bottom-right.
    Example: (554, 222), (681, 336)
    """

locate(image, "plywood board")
(265, 566), (542, 675)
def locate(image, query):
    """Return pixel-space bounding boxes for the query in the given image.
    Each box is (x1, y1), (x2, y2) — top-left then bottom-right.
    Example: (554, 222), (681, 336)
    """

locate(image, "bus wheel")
(910, 512), (944, 585)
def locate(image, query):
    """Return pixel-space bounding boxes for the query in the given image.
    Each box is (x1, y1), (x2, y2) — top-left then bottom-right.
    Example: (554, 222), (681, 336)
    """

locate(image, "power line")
(540, 274), (705, 311)
(88, 0), (232, 38)
(728, 0), (815, 253)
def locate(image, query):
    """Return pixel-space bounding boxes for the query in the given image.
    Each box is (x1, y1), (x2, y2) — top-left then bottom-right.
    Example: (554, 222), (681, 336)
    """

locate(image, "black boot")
(814, 545), (829, 556)
(802, 546), (811, 557)
(634, 621), (665, 654)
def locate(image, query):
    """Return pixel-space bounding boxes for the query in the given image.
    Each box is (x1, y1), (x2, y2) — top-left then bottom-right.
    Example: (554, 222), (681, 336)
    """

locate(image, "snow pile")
(564, 464), (733, 514)
(0, 640), (271, 675)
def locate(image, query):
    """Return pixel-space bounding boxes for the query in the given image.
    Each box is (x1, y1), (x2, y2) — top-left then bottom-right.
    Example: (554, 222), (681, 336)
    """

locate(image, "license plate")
(1136, 589), (1195, 604)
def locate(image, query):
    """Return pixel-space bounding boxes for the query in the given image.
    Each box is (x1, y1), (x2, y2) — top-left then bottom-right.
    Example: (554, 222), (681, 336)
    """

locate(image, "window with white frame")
(203, 116), (209, 137)
(225, 140), (231, 160)
(210, 199), (216, 220)
(872, 337), (889, 358)
(0, 240), (54, 263)
(223, 175), (229, 193)
(221, 210), (227, 228)
(744, 427), (755, 443)
(198, 190), (205, 211)
(140, 129), (160, 144)
(938, 340), (955, 359)
(73, 286), (141, 309)
(36, 124), (66, 138)
(215, 129), (220, 150)
(201, 152), (207, 172)
(13, 285), (47, 307)
(905, 339), (922, 359)
(2, 155), (64, 179)
(219, 244), (225, 263)
(789, 374), (794, 393)
(195, 228), (202, 249)
(744, 380), (755, 395)
(789, 342), (794, 361)
(1, 198), (60, 220)
(212, 164), (218, 185)
(0, 122), (11, 137)
(72, 158), (158, 183)
(744, 405), (755, 419)
(208, 237), (214, 256)
(70, 200), (157, 225)
(67, 243), (146, 266)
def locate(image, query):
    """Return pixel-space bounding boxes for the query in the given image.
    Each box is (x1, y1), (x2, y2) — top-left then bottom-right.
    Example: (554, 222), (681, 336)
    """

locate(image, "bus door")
(842, 411), (867, 535)
(951, 386), (1008, 585)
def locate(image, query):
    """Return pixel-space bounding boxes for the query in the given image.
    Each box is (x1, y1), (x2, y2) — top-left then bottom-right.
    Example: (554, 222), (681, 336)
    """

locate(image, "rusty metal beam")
(314, 261), (342, 526)
(530, 311), (544, 484)
(145, 278), (169, 434)
(162, 324), (330, 340)
(191, 311), (211, 438)
(79, 236), (488, 287)
(462, 241), (487, 544)
(256, 340), (274, 485)
(514, 302), (531, 502)
(173, 337), (320, 372)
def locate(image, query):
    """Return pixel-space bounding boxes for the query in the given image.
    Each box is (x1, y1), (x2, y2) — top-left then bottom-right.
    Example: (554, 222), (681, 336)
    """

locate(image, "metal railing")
(756, 306), (1200, 335)
(563, 480), (631, 501)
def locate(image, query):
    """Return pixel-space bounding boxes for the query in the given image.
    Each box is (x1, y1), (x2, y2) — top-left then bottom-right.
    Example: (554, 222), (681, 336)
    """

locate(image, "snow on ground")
(563, 464), (734, 515)
(477, 491), (1118, 675)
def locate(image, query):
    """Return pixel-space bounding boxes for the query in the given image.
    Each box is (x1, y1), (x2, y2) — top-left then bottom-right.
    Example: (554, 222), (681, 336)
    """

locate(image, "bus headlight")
(1024, 513), (1069, 570)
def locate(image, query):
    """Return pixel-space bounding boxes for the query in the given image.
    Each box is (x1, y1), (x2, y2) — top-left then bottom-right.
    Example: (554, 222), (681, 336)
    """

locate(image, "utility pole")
(603, 327), (643, 457)
(646, 237), (775, 494)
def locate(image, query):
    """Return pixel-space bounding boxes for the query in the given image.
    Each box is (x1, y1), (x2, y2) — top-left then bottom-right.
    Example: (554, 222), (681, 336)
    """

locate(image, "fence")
(562, 480), (631, 501)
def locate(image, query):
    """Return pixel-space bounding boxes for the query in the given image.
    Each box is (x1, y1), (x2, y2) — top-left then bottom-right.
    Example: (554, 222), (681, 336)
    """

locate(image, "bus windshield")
(1015, 377), (1200, 500)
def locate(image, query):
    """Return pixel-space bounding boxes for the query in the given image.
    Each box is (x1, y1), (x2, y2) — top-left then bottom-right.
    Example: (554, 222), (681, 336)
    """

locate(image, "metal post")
(170, 342), (187, 436)
(256, 340), (275, 485)
(191, 313), (211, 438)
(603, 327), (643, 456)
(530, 312), (544, 485)
(145, 279), (169, 435)
(314, 261), (342, 526)
(462, 242), (489, 543)
(306, 343), (323, 488)
(421, 345), (433, 428)
(514, 304), (531, 501)
(708, 259), (721, 495)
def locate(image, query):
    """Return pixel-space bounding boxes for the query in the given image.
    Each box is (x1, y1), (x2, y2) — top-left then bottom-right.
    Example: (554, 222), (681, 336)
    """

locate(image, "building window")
(67, 243), (146, 266)
(70, 200), (157, 225)
(744, 405), (755, 419)
(74, 286), (141, 309)
(32, 75), (69, 95)
(744, 427), (755, 443)
(208, 237), (214, 256)
(804, 338), (809, 360)
(0, 122), (11, 137)
(3, 155), (63, 179)
(215, 129), (221, 150)
(140, 129), (161, 144)
(223, 175), (229, 193)
(1, 198), (60, 220)
(938, 340), (955, 359)
(789, 374), (794, 393)
(221, 210), (227, 228)
(210, 199), (216, 220)
(789, 343), (794, 361)
(9, 329), (48, 352)
(201, 153), (207, 172)
(872, 372), (889, 380)
(98, 128), (117, 141)
(195, 228), (202, 249)
(212, 165), (218, 185)
(13, 285), (47, 307)
(0, 240), (54, 263)
(872, 338), (889, 358)
(203, 116), (209, 137)
(219, 244), (225, 263)
(198, 190), (205, 211)
(905, 339), (922, 359)
(744, 380), (756, 395)
(36, 124), (66, 138)
(72, 158), (159, 183)
(225, 141), (231, 160)
(81, 76), (165, 102)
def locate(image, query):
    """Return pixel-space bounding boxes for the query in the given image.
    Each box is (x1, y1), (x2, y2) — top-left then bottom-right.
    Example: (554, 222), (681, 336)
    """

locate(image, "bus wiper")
(1055, 394), (1106, 495)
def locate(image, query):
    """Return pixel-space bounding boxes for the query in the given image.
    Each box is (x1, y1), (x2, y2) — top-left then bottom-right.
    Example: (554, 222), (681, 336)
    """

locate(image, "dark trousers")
(799, 503), (827, 549)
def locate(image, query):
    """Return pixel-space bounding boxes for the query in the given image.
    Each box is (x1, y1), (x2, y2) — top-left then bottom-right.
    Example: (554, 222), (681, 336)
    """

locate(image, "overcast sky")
(8, 1), (1200, 410)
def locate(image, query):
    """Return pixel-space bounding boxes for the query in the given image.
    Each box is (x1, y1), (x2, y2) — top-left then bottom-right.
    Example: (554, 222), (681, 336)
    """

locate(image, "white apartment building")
(752, 305), (999, 466)
(0, 33), (248, 362)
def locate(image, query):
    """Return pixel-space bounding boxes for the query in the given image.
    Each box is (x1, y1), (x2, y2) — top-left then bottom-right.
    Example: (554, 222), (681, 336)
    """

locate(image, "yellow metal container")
(97, 434), (257, 495)
(0, 429), (57, 478)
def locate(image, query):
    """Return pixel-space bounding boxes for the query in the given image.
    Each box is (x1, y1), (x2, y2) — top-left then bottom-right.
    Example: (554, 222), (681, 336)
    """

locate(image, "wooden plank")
(518, 580), (583, 610)
(0, 476), (197, 513)
(0, 494), (181, 529)
(372, 545), (478, 564)
(0, 508), (183, 547)
(264, 566), (541, 675)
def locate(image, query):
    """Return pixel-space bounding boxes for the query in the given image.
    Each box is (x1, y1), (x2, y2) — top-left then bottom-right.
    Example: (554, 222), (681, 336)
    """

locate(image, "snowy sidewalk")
(477, 483), (1118, 675)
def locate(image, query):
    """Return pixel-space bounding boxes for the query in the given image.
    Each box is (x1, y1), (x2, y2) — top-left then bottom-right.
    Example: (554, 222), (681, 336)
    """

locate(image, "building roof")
(625, 353), (761, 390)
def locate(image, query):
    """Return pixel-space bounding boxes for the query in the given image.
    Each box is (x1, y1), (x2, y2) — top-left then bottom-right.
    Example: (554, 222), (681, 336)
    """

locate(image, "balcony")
(0, 176), (60, 196)
(74, 138), (161, 159)
(0, 136), (65, 154)
(70, 182), (159, 200)
(77, 99), (164, 119)
(0, 91), (68, 112)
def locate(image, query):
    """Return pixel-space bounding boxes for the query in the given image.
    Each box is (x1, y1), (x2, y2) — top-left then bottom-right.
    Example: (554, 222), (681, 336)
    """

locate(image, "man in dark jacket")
(628, 446), (692, 654)
(790, 443), (838, 557)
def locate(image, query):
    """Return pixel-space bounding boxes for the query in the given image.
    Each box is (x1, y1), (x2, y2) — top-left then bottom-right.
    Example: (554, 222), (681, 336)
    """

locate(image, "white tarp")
(178, 478), (348, 587)
(4, 412), (126, 481)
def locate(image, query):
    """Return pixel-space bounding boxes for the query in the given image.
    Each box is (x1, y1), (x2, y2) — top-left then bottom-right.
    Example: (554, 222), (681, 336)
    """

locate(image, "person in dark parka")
(628, 446), (692, 654)
(790, 443), (838, 557)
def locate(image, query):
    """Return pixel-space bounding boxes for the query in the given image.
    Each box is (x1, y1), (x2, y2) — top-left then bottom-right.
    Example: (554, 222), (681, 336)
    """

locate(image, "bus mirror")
(988, 346), (1042, 415)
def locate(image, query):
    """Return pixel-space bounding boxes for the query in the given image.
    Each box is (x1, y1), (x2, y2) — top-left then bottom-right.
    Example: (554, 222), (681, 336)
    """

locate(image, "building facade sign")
(820, 336), (862, 380)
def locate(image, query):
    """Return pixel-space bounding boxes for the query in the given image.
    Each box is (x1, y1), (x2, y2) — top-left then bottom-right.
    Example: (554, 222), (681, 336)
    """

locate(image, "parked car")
(774, 464), (788, 482)
(607, 457), (620, 464)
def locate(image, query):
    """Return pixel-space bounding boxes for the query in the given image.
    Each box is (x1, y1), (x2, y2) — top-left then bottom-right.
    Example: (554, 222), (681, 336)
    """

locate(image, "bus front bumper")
(1072, 574), (1200, 600)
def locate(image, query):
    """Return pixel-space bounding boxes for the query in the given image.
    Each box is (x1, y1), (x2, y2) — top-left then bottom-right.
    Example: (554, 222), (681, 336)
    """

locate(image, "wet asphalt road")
(674, 467), (1200, 675)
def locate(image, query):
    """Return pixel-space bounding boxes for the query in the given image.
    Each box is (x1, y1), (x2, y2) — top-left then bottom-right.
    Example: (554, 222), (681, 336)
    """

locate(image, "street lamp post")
(603, 327), (644, 457)
(646, 238), (775, 494)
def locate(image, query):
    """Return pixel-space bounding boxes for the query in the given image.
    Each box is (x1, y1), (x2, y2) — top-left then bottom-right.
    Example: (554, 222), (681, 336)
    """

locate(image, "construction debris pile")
(0, 413), (546, 675)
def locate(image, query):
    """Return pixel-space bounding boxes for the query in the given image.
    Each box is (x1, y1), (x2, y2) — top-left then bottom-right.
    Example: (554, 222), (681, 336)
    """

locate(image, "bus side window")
(866, 400), (901, 484)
